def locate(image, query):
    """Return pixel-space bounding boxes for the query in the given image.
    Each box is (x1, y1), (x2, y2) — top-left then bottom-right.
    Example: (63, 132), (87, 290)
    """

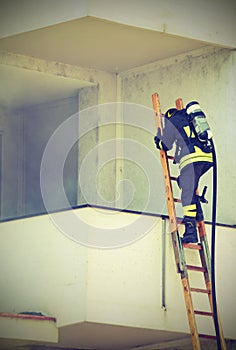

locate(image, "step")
(199, 333), (217, 340)
(0, 312), (56, 322)
(190, 287), (211, 294)
(194, 310), (214, 317)
(167, 155), (175, 160)
(183, 243), (202, 250)
(170, 176), (178, 181)
(186, 265), (207, 272)
(174, 198), (182, 203)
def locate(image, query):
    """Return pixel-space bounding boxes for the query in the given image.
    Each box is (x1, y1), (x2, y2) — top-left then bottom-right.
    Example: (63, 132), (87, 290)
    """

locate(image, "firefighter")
(154, 105), (213, 243)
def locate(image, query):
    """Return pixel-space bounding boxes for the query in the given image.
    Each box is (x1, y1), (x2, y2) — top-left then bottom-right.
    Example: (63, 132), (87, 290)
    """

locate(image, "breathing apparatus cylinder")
(186, 101), (213, 142)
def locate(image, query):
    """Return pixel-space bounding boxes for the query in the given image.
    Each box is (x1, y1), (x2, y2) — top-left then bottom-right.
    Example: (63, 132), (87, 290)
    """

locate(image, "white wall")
(88, 0), (236, 48)
(1, 0), (236, 47)
(0, 0), (88, 38)
(0, 208), (235, 339)
(86, 216), (236, 340)
(0, 212), (87, 328)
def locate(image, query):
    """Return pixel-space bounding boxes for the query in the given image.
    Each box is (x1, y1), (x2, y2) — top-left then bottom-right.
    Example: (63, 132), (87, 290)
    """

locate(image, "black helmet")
(164, 108), (177, 118)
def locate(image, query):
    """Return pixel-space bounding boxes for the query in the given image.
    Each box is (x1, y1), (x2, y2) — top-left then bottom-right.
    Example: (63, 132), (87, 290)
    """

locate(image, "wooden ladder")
(152, 92), (226, 350)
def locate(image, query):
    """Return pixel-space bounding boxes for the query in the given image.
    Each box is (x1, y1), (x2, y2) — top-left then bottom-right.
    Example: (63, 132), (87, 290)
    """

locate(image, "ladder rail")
(152, 93), (184, 273)
(152, 93), (201, 350)
(152, 93), (227, 350)
(199, 235), (227, 350)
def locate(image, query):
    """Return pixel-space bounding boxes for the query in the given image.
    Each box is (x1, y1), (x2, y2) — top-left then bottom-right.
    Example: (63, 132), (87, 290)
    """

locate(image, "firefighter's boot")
(196, 197), (204, 222)
(182, 217), (198, 243)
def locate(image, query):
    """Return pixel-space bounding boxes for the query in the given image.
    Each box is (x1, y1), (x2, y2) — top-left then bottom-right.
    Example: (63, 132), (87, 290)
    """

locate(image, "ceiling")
(0, 16), (210, 73)
(0, 16), (213, 109)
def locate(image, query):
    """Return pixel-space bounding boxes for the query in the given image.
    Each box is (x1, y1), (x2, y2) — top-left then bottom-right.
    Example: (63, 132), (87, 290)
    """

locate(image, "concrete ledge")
(0, 312), (58, 343)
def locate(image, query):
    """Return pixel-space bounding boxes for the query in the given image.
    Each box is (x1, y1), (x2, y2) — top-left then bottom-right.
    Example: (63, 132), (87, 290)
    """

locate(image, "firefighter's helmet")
(165, 108), (177, 119)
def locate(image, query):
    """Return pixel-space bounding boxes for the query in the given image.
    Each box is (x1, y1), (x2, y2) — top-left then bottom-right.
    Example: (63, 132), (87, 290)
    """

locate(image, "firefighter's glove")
(154, 135), (162, 150)
(154, 135), (168, 151)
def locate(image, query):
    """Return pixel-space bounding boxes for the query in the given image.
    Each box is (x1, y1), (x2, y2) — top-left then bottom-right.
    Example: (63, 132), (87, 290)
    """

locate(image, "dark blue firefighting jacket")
(154, 109), (213, 171)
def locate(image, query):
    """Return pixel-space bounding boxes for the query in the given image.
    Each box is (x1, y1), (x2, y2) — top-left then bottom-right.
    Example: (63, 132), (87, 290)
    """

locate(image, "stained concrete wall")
(78, 85), (99, 205)
(120, 47), (236, 226)
(0, 52), (117, 219)
(2, 49), (236, 224)
(2, 47), (235, 226)
(75, 69), (118, 208)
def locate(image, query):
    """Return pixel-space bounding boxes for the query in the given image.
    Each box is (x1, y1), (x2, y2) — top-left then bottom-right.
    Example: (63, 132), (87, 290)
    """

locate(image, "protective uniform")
(154, 108), (213, 243)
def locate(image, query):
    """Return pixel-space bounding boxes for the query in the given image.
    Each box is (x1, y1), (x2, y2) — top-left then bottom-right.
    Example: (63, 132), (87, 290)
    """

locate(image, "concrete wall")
(119, 46), (236, 226)
(78, 85), (99, 205)
(2, 46), (235, 225)
(1, 2), (236, 348)
(75, 68), (118, 209)
(0, 208), (235, 339)
(77, 84), (118, 208)
(0, 107), (23, 218)
(0, 96), (79, 220)
(0, 52), (117, 219)
(23, 97), (79, 215)
(86, 216), (236, 339)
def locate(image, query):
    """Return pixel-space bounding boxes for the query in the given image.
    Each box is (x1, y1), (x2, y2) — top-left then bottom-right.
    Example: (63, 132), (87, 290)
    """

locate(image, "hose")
(210, 139), (222, 350)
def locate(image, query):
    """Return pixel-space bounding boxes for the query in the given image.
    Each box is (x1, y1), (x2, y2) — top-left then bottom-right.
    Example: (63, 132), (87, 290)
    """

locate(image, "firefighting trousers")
(178, 161), (213, 218)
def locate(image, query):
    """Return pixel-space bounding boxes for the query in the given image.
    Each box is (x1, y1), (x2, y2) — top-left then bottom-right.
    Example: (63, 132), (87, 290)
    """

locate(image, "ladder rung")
(167, 155), (175, 160)
(190, 287), (210, 294)
(199, 333), (217, 340)
(186, 265), (206, 272)
(174, 198), (182, 203)
(194, 310), (213, 317)
(183, 243), (202, 250)
(170, 176), (178, 181)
